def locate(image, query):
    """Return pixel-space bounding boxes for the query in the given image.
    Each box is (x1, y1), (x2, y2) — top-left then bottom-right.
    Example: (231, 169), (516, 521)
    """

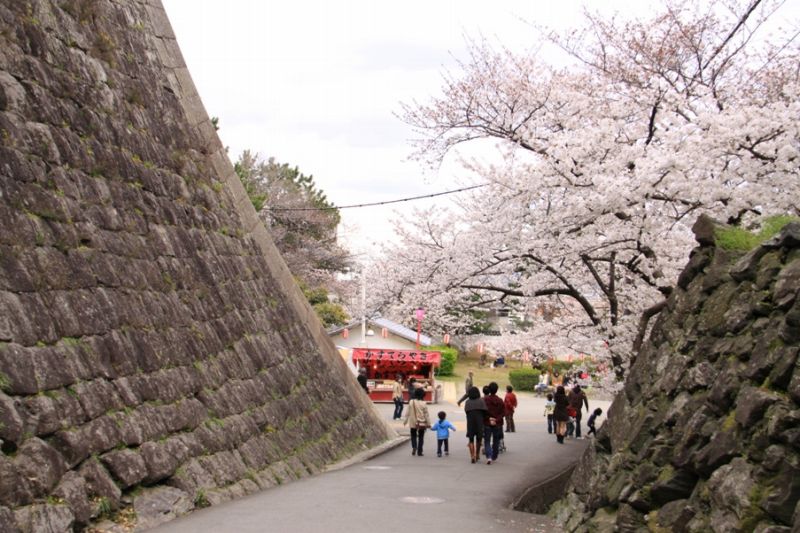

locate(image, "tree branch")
(631, 299), (668, 357)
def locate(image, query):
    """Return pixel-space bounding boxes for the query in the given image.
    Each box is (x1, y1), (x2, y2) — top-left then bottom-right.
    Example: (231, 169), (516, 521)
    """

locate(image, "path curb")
(324, 435), (410, 473)
(511, 462), (578, 514)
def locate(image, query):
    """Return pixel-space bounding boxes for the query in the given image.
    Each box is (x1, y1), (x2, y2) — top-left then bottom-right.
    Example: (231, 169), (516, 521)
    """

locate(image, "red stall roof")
(352, 348), (441, 366)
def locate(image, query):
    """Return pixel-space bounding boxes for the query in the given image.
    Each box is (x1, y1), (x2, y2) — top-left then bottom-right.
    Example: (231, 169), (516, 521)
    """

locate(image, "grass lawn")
(437, 354), (530, 392)
(438, 354), (616, 401)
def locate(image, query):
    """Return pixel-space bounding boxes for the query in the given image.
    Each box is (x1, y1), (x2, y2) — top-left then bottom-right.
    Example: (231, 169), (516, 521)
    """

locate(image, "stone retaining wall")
(550, 216), (800, 532)
(0, 1), (392, 530)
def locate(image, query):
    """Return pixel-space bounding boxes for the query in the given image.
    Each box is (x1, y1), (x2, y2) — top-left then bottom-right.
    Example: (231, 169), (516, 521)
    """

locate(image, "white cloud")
(163, 0), (780, 254)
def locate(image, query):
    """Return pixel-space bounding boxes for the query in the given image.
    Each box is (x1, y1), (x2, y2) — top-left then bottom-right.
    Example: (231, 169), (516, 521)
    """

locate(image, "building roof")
(328, 315), (433, 346)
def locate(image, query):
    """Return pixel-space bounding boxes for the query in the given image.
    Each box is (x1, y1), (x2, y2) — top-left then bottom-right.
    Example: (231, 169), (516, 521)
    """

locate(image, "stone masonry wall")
(550, 216), (800, 532)
(0, 1), (392, 530)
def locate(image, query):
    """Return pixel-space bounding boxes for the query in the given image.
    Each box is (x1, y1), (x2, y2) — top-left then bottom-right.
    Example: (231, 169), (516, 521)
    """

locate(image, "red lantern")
(477, 343), (484, 354)
(443, 333), (451, 344)
(342, 328), (349, 339)
(381, 327), (388, 338)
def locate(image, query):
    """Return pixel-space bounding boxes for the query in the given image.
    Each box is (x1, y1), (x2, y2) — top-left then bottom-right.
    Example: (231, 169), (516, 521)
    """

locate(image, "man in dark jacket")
(567, 384), (589, 438)
(357, 368), (369, 393)
(482, 382), (505, 464)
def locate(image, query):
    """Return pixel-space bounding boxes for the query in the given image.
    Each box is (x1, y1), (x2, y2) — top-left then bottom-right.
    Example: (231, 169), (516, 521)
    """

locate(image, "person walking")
(464, 370), (474, 395)
(566, 406), (576, 439)
(586, 407), (603, 437)
(567, 384), (589, 438)
(503, 385), (518, 432)
(462, 386), (486, 463)
(483, 382), (505, 464)
(431, 411), (456, 457)
(403, 387), (430, 456)
(392, 374), (404, 420)
(553, 385), (570, 444)
(456, 374), (476, 406)
(544, 393), (556, 434)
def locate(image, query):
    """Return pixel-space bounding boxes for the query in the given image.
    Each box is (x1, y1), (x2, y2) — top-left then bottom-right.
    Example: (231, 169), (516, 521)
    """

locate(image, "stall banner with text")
(352, 349), (442, 365)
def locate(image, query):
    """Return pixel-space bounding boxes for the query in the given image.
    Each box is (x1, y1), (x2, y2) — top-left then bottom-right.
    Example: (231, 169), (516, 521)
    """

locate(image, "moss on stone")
(646, 510), (672, 533)
(716, 227), (760, 251)
(656, 464), (675, 483)
(767, 337), (784, 351)
(760, 215), (800, 239)
(721, 411), (737, 432)
(585, 507), (617, 532)
(738, 483), (767, 531)
(716, 215), (800, 251)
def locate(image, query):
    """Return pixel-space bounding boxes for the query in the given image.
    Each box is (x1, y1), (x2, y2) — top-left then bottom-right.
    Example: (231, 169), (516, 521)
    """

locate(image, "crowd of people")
(543, 384), (602, 443)
(533, 368), (592, 394)
(391, 368), (602, 462)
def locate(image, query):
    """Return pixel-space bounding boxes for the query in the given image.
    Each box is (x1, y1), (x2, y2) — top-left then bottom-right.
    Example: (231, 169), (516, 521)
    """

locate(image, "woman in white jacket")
(403, 387), (431, 456)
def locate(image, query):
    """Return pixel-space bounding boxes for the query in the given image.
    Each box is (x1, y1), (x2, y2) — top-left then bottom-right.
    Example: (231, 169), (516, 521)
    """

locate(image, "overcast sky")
(160, 0), (794, 257)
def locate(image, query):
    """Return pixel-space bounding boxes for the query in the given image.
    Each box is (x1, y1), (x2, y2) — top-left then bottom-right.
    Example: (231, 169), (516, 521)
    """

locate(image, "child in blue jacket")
(431, 411), (456, 457)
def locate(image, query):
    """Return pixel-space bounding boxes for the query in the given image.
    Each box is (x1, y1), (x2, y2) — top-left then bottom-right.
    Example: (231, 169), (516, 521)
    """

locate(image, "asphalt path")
(153, 392), (610, 533)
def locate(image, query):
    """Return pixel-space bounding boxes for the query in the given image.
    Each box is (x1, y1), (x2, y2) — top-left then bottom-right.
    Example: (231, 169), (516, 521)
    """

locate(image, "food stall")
(352, 348), (441, 403)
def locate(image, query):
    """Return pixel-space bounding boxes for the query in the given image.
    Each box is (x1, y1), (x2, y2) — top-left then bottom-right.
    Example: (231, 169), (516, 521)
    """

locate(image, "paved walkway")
(153, 393), (610, 533)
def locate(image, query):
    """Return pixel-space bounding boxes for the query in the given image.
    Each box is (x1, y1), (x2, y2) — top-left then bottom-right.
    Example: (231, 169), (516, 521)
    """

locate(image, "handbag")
(413, 402), (428, 430)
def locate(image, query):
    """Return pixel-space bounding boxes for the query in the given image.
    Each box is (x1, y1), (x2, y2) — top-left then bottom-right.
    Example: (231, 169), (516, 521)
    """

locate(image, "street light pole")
(415, 307), (425, 350)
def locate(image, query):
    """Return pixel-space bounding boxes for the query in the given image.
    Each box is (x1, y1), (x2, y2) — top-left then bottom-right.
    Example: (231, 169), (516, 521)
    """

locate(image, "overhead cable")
(265, 183), (488, 211)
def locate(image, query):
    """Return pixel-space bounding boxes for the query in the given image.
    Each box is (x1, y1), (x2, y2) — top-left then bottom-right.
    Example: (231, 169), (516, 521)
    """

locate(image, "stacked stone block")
(551, 216), (800, 532)
(0, 1), (392, 530)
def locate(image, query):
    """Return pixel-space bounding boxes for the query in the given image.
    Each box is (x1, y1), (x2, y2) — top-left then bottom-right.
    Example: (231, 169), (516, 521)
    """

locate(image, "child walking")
(431, 411), (456, 457)
(544, 393), (555, 434)
(586, 407), (603, 437)
(566, 406), (577, 438)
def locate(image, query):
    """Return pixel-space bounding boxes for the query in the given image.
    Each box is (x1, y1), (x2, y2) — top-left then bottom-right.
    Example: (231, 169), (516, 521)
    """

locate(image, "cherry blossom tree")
(372, 0), (800, 378)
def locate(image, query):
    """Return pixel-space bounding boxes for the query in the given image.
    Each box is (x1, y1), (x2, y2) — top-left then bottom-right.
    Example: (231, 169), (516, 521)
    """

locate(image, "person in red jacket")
(482, 382), (505, 464)
(503, 385), (518, 432)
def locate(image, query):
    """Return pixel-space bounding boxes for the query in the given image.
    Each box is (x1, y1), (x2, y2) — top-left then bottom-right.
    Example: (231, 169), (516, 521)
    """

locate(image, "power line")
(265, 183), (488, 211)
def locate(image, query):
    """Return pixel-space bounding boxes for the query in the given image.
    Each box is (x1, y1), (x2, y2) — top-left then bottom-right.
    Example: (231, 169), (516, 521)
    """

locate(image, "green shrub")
(430, 345), (458, 376)
(509, 368), (541, 391)
(312, 301), (348, 328)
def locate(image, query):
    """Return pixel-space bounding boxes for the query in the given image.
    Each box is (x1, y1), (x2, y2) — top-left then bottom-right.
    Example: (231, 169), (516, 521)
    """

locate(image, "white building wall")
(330, 330), (420, 351)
